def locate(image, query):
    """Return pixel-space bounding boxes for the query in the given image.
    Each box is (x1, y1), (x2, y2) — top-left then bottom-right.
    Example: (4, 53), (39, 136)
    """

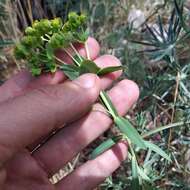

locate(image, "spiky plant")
(125, 0), (190, 188)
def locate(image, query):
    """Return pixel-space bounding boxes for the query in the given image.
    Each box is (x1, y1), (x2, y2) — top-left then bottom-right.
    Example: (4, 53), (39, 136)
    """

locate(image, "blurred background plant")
(1, 0), (190, 189)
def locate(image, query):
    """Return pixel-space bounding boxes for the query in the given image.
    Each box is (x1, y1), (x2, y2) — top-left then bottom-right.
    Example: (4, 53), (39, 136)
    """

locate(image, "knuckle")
(33, 86), (63, 102)
(84, 89), (99, 106)
(102, 55), (121, 66)
(0, 140), (13, 164)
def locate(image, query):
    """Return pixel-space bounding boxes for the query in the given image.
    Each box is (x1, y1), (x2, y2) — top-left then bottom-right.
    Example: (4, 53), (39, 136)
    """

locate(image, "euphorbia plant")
(14, 12), (171, 188)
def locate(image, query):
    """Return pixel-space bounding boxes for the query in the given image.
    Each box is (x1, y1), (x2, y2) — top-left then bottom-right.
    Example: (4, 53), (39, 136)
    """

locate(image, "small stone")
(128, 6), (146, 29)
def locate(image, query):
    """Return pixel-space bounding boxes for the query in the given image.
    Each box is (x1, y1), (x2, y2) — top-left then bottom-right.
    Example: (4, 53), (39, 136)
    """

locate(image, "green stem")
(54, 56), (69, 65)
(45, 34), (51, 39)
(128, 139), (136, 158)
(85, 41), (90, 60)
(41, 37), (49, 42)
(64, 48), (81, 66)
(99, 91), (118, 120)
(70, 43), (83, 62)
(142, 121), (190, 138)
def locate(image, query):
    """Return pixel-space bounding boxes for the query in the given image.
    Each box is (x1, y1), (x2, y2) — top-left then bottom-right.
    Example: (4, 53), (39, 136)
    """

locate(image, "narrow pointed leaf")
(99, 91), (119, 119)
(174, 0), (186, 31)
(60, 64), (79, 80)
(79, 60), (100, 74)
(146, 24), (160, 43)
(114, 117), (146, 149)
(73, 54), (85, 66)
(158, 15), (166, 43)
(137, 166), (151, 182)
(131, 156), (140, 190)
(90, 139), (116, 159)
(97, 66), (124, 76)
(142, 121), (190, 138)
(144, 141), (171, 162)
(130, 40), (156, 47)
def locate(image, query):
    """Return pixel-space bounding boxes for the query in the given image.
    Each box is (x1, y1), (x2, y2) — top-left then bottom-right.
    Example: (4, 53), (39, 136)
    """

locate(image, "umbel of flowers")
(14, 12), (88, 75)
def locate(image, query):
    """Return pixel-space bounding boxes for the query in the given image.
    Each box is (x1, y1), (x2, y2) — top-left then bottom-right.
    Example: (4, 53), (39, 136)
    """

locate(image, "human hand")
(0, 38), (139, 190)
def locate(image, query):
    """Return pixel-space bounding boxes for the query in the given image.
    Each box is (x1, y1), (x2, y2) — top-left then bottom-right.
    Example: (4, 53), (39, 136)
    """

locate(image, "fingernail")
(74, 74), (97, 88)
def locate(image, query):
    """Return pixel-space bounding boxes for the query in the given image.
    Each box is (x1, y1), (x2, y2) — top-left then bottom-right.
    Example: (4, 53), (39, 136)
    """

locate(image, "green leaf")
(31, 68), (42, 76)
(144, 141), (171, 162)
(51, 18), (63, 32)
(114, 117), (146, 149)
(99, 91), (119, 119)
(90, 138), (116, 159)
(79, 60), (100, 74)
(14, 44), (29, 60)
(79, 59), (123, 76)
(97, 66), (124, 76)
(74, 30), (89, 43)
(142, 121), (189, 138)
(73, 54), (85, 66)
(131, 156), (140, 190)
(50, 64), (57, 73)
(60, 64), (79, 80)
(49, 32), (64, 49)
(137, 166), (151, 182)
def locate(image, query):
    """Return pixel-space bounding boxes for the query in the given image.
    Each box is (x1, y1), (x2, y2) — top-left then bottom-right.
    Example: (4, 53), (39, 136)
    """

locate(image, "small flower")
(14, 12), (88, 76)
(49, 32), (64, 49)
(51, 18), (62, 32)
(22, 36), (39, 48)
(32, 19), (52, 35)
(14, 44), (29, 59)
(25, 27), (37, 36)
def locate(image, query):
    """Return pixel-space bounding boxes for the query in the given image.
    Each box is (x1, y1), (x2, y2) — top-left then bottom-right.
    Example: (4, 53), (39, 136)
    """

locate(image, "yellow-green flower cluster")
(14, 12), (88, 76)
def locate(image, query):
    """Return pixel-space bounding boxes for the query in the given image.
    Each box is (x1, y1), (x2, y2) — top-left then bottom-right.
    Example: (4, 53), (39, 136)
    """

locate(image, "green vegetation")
(1, 0), (190, 189)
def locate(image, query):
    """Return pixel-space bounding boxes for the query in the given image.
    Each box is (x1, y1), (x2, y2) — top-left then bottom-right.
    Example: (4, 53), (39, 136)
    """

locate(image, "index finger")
(0, 74), (100, 165)
(0, 37), (100, 103)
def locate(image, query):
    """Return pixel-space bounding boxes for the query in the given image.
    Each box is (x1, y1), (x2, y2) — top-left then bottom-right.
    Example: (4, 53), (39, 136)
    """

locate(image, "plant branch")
(142, 121), (190, 138)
